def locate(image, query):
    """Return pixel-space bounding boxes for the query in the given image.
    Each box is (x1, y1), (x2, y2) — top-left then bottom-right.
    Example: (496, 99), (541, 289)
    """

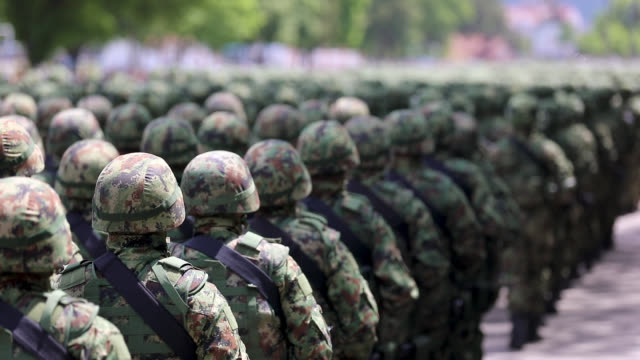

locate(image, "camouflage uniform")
(170, 150), (333, 359)
(169, 102), (207, 132)
(204, 92), (248, 124)
(140, 117), (199, 182)
(0, 93), (37, 121)
(487, 93), (575, 349)
(56, 153), (249, 360)
(298, 99), (329, 127)
(253, 104), (306, 144)
(197, 112), (249, 155)
(344, 116), (452, 359)
(47, 108), (104, 165)
(55, 139), (119, 259)
(104, 103), (153, 154)
(328, 97), (370, 124)
(77, 95), (113, 129)
(245, 139), (379, 360)
(0, 117), (44, 178)
(36, 97), (73, 142)
(297, 120), (419, 358)
(8, 115), (44, 153)
(385, 109), (486, 360)
(0, 177), (131, 359)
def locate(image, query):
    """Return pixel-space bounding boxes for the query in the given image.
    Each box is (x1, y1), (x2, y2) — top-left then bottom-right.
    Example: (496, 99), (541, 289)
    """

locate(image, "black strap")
(183, 235), (286, 323)
(66, 212), (106, 259)
(178, 216), (195, 239)
(249, 216), (329, 297)
(93, 252), (197, 360)
(509, 137), (551, 176)
(0, 299), (72, 360)
(423, 156), (473, 199)
(347, 180), (411, 247)
(385, 171), (451, 239)
(301, 197), (372, 267)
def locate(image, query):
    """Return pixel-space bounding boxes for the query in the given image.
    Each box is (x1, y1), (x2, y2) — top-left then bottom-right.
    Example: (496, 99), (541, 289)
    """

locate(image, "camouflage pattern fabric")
(77, 95), (113, 128)
(253, 104), (306, 144)
(245, 140), (380, 359)
(0, 177), (131, 359)
(298, 99), (329, 127)
(8, 114), (44, 152)
(197, 112), (249, 155)
(328, 97), (370, 124)
(104, 103), (153, 154)
(47, 108), (104, 164)
(169, 102), (207, 132)
(0, 117), (44, 178)
(204, 92), (247, 123)
(36, 97), (73, 140)
(172, 150), (333, 360)
(0, 93), (37, 121)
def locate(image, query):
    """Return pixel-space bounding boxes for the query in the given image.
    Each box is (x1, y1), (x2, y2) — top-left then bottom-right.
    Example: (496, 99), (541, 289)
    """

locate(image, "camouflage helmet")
(0, 177), (73, 274)
(197, 112), (249, 155)
(0, 93), (37, 120)
(77, 94), (113, 128)
(47, 108), (104, 163)
(105, 103), (152, 153)
(36, 97), (73, 137)
(328, 96), (370, 123)
(299, 99), (329, 126)
(409, 87), (444, 108)
(0, 117), (44, 177)
(2, 115), (44, 152)
(55, 139), (119, 201)
(385, 109), (433, 156)
(168, 102), (207, 131)
(181, 151), (260, 216)
(245, 139), (312, 207)
(344, 116), (391, 170)
(253, 104), (305, 143)
(505, 93), (538, 133)
(92, 152), (185, 233)
(297, 120), (360, 176)
(204, 91), (247, 123)
(537, 91), (585, 130)
(438, 112), (479, 157)
(140, 117), (199, 180)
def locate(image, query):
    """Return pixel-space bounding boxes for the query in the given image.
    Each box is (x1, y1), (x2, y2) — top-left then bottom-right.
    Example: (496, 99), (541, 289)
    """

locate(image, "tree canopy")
(580, 0), (640, 56)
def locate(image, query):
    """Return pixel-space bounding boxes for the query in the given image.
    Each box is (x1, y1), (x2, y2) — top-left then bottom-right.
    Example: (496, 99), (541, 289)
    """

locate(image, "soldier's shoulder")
(341, 191), (375, 216)
(57, 260), (96, 290)
(237, 232), (290, 268)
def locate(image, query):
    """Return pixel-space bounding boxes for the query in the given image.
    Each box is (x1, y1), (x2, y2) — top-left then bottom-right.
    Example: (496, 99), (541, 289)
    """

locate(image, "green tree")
(579, 0), (640, 56)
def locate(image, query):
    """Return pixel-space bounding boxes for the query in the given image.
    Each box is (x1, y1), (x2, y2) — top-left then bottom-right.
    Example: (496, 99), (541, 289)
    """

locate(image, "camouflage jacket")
(169, 220), (332, 360)
(56, 233), (249, 360)
(0, 279), (131, 359)
(548, 124), (599, 188)
(306, 181), (419, 345)
(256, 205), (379, 360)
(391, 158), (486, 288)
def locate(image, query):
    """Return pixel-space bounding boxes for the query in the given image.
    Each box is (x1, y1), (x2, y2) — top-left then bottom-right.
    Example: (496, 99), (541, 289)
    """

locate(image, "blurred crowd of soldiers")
(0, 62), (638, 360)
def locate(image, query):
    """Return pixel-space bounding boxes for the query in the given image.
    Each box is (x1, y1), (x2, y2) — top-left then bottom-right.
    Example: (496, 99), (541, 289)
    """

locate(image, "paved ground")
(483, 212), (640, 360)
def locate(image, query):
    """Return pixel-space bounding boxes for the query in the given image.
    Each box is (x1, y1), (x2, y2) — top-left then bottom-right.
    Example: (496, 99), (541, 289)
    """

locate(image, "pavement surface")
(482, 211), (640, 360)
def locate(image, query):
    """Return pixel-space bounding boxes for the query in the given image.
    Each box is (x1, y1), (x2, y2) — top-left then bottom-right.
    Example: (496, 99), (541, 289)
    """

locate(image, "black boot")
(527, 314), (542, 343)
(509, 312), (530, 350)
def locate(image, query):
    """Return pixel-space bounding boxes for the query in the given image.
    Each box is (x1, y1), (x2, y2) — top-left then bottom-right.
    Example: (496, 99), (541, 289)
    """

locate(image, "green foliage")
(580, 0), (640, 56)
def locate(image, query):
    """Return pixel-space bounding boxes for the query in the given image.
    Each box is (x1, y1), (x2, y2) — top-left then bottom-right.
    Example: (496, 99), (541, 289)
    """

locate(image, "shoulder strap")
(385, 171), (451, 239)
(509, 136), (551, 175)
(66, 212), (106, 259)
(183, 234), (286, 324)
(0, 298), (72, 360)
(249, 216), (329, 298)
(301, 196), (372, 267)
(423, 156), (473, 199)
(93, 252), (197, 360)
(347, 180), (411, 245)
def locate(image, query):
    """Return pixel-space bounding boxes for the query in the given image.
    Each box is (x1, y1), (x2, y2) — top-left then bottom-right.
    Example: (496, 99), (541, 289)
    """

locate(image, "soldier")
(36, 97), (73, 143)
(487, 93), (575, 349)
(344, 116), (452, 360)
(328, 96), (370, 123)
(0, 117), (44, 178)
(245, 139), (380, 360)
(253, 104), (306, 144)
(169, 102), (208, 132)
(0, 93), (37, 121)
(56, 152), (249, 360)
(297, 120), (419, 359)
(47, 108), (104, 166)
(170, 150), (333, 359)
(55, 139), (119, 259)
(384, 109), (486, 360)
(197, 112), (249, 155)
(204, 92), (248, 123)
(77, 94), (113, 129)
(104, 103), (153, 154)
(0, 176), (131, 359)
(298, 99), (329, 127)
(8, 114), (44, 153)
(140, 117), (199, 182)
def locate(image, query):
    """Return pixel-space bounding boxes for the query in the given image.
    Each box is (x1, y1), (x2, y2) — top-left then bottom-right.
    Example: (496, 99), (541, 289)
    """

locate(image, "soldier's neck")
(106, 233), (170, 274)
(0, 274), (50, 294)
(353, 166), (384, 186)
(309, 175), (347, 200)
(392, 154), (421, 172)
(195, 215), (247, 242)
(258, 203), (298, 219)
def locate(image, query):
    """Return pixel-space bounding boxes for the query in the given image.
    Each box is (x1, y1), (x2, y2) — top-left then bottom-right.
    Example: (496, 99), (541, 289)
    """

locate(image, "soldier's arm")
(274, 251), (333, 360)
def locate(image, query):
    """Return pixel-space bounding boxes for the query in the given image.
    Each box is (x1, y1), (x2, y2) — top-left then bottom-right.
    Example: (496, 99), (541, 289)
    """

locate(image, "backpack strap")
(92, 251), (197, 360)
(301, 196), (372, 268)
(423, 156), (473, 199)
(183, 234), (286, 325)
(66, 212), (106, 259)
(385, 171), (451, 239)
(347, 180), (411, 246)
(0, 298), (72, 360)
(249, 215), (329, 298)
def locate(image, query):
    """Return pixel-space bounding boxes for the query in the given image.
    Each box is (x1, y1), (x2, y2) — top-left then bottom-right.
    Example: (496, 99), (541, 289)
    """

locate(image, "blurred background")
(0, 0), (630, 77)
